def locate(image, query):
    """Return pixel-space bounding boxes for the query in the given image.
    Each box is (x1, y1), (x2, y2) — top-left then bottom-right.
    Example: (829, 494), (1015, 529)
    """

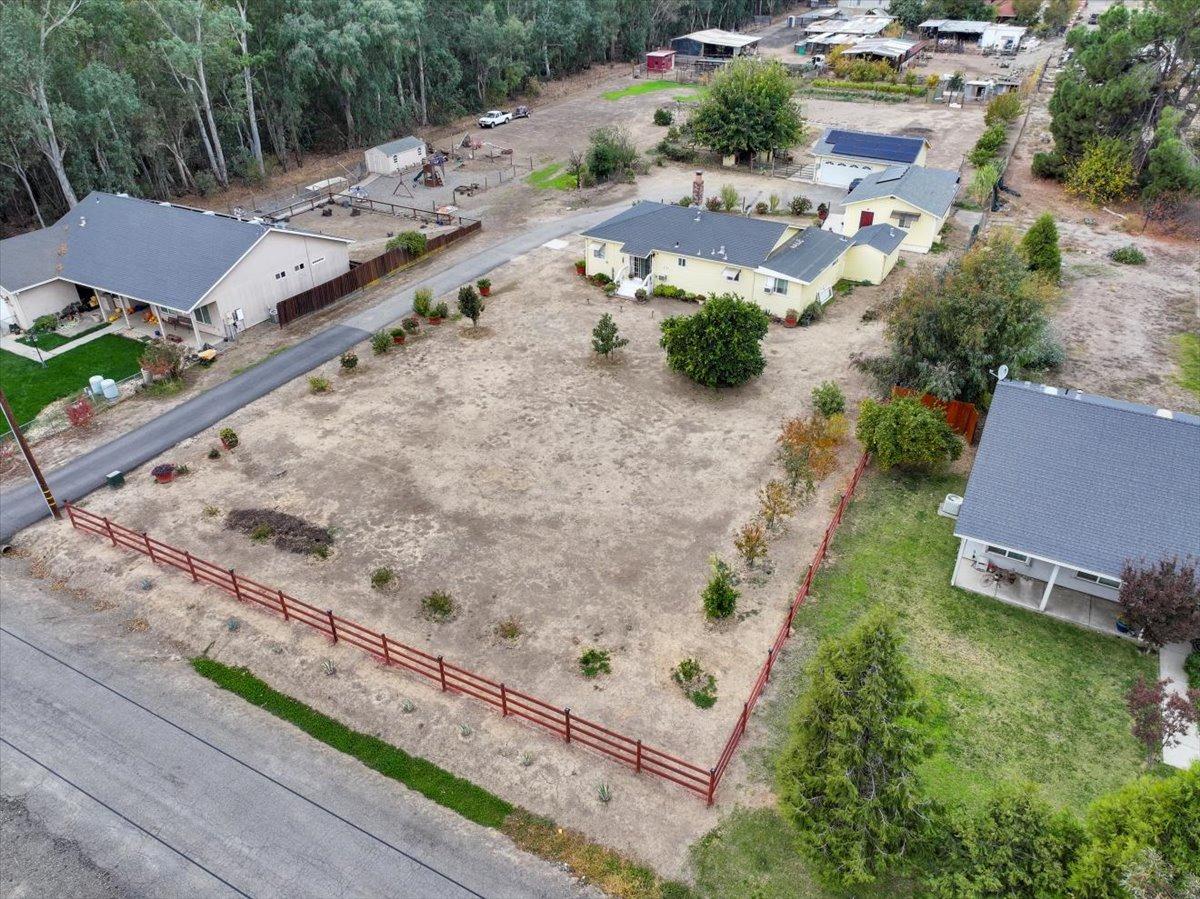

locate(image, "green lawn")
(526, 162), (578, 190)
(1176, 332), (1200, 401)
(601, 80), (680, 101)
(0, 334), (145, 432)
(688, 471), (1154, 897)
(17, 322), (110, 351)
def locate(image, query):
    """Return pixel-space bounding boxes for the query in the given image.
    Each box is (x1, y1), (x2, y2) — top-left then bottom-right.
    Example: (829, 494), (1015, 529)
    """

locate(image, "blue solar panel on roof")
(826, 129), (924, 164)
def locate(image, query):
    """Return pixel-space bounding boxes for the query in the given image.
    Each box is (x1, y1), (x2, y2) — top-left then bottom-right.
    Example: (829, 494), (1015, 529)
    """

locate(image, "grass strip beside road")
(192, 657), (692, 898)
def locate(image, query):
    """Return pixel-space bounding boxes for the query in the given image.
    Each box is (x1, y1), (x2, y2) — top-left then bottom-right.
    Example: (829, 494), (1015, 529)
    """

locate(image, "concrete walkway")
(0, 324), (119, 363)
(0, 203), (628, 541)
(1160, 642), (1199, 769)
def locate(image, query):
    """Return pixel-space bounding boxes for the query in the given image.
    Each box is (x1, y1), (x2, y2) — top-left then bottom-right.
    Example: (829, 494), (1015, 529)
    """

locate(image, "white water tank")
(940, 493), (963, 518)
(101, 378), (119, 402)
(89, 375), (104, 396)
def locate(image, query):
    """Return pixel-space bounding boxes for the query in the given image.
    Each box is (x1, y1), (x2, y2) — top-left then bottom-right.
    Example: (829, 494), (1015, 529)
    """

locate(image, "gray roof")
(0, 192), (348, 313)
(581, 201), (791, 270)
(850, 222), (906, 253)
(762, 227), (851, 282)
(955, 380), (1200, 579)
(373, 135), (425, 155)
(840, 165), (959, 217)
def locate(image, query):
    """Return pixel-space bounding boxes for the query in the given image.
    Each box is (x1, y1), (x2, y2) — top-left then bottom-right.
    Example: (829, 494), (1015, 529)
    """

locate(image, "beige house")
(837, 164), (960, 254)
(581, 201), (905, 317)
(0, 192), (351, 347)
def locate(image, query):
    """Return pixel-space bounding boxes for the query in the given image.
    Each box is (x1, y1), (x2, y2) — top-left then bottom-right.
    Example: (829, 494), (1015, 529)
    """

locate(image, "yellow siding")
(840, 196), (945, 253)
(842, 243), (900, 284)
(583, 238), (623, 281)
(650, 251), (753, 300)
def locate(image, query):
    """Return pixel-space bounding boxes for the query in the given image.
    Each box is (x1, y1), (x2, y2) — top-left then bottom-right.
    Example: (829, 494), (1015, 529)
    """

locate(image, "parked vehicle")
(478, 109), (512, 128)
(513, 105), (530, 118)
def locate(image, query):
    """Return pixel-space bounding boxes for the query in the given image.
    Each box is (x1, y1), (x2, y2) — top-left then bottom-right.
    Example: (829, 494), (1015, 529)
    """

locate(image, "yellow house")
(581, 201), (905, 318)
(837, 164), (960, 254)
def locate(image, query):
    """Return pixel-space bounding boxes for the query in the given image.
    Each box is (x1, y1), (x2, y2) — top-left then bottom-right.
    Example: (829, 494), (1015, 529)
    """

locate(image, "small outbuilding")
(839, 37), (925, 69)
(670, 29), (761, 59)
(645, 49), (676, 72)
(364, 136), (427, 175)
(810, 128), (930, 188)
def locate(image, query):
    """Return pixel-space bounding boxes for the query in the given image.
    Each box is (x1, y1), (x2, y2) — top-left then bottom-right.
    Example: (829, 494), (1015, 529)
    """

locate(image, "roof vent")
(78, 216), (86, 227)
(159, 201), (171, 207)
(202, 210), (216, 215)
(1041, 385), (1058, 395)
(116, 192), (129, 197)
(1155, 408), (1174, 419)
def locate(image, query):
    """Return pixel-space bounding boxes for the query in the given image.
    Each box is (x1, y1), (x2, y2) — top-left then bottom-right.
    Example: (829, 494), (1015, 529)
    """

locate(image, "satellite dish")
(996, 364), (1009, 381)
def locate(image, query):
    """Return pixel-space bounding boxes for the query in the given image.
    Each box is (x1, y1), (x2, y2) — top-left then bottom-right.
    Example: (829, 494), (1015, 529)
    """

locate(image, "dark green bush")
(387, 230), (428, 256)
(659, 294), (771, 388)
(1031, 150), (1066, 180)
(812, 381), (846, 417)
(653, 107), (673, 126)
(1109, 245), (1147, 265)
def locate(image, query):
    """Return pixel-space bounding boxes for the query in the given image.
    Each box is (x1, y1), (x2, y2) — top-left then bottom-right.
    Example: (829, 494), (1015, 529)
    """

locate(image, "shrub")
(1117, 556), (1200, 647)
(719, 184), (739, 212)
(32, 313), (59, 333)
(701, 561), (739, 619)
(590, 272), (612, 286)
(421, 590), (457, 622)
(1185, 650), (1200, 688)
(1109, 244), (1147, 265)
(678, 196), (692, 207)
(1066, 138), (1136, 204)
(734, 521), (767, 568)
(969, 162), (1002, 206)
(798, 300), (823, 327)
(777, 607), (929, 887)
(495, 617), (523, 641)
(412, 288), (433, 317)
(1026, 323), (1066, 370)
(653, 107), (673, 126)
(1021, 213), (1061, 280)
(985, 91), (1023, 126)
(927, 786), (1083, 898)
(672, 658), (717, 708)
(207, 448), (220, 460)
(811, 381), (845, 417)
(219, 427), (238, 447)
(789, 196), (812, 216)
(371, 330), (391, 354)
(969, 123), (1008, 166)
(339, 351), (358, 370)
(591, 313), (629, 359)
(704, 196), (722, 212)
(586, 125), (638, 182)
(66, 397), (94, 428)
(659, 294), (771, 388)
(402, 317), (419, 334)
(308, 376), (331, 393)
(778, 413), (846, 494)
(633, 288), (647, 302)
(652, 284), (687, 299)
(758, 480), (794, 531)
(578, 648), (612, 678)
(250, 523), (273, 542)
(754, 201), (769, 215)
(140, 341), (185, 379)
(1031, 150), (1066, 180)
(457, 285), (485, 327)
(370, 567), (395, 590)
(431, 301), (449, 319)
(386, 230), (427, 256)
(856, 397), (963, 470)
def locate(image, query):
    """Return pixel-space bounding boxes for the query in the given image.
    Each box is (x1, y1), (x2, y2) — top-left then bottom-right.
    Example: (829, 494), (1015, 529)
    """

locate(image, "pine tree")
(776, 607), (930, 886)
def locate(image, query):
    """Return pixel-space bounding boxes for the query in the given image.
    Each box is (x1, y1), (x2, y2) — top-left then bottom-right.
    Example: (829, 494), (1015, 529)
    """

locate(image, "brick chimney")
(692, 171), (704, 206)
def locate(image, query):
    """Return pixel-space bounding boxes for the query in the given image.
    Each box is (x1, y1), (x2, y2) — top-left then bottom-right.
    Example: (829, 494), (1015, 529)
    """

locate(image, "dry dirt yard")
(19, 235), (921, 875)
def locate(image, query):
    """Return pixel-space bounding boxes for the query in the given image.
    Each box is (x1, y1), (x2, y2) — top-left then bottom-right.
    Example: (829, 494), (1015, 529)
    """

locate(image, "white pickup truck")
(478, 109), (512, 128)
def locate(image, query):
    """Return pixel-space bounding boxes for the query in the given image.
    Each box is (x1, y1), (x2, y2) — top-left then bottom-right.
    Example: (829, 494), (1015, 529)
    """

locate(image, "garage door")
(817, 161), (875, 188)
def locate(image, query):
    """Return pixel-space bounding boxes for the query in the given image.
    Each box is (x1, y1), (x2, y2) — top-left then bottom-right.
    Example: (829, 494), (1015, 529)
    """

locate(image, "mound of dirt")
(224, 509), (332, 555)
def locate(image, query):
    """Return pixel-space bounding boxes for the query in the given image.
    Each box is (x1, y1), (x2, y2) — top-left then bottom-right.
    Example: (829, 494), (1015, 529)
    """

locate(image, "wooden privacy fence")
(275, 218), (482, 326)
(893, 387), (980, 444)
(63, 453), (869, 804)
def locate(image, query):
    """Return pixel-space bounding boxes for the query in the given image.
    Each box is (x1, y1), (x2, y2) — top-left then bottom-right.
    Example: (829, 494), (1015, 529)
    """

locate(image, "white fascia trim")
(952, 532), (1123, 583)
(754, 265), (807, 285)
(4, 276), (64, 294)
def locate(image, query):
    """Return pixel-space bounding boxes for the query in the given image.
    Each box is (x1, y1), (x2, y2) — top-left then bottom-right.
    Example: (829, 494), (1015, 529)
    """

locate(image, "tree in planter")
(1021, 213), (1061, 281)
(1117, 556), (1200, 647)
(659, 294), (770, 388)
(140, 341), (185, 380)
(690, 58), (804, 163)
(591, 313), (628, 360)
(457, 285), (485, 327)
(776, 606), (930, 887)
(1125, 675), (1200, 766)
(856, 397), (963, 470)
(412, 288), (433, 318)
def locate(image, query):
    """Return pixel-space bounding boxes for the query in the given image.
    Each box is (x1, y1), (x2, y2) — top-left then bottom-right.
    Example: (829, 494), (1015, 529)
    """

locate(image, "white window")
(1075, 571), (1121, 590)
(891, 211), (920, 228)
(312, 256), (325, 266)
(592, 243), (606, 259)
(766, 277), (788, 296)
(194, 304), (213, 325)
(986, 545), (1030, 564)
(294, 262), (305, 272)
(677, 257), (686, 267)
(274, 270), (286, 280)
(816, 285), (833, 304)
(722, 267), (741, 282)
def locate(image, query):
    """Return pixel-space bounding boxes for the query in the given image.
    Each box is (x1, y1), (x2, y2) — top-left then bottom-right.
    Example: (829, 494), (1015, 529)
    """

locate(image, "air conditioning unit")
(940, 493), (963, 518)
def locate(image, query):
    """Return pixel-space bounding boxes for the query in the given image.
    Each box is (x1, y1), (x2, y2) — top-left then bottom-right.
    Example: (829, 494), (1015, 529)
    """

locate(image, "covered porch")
(951, 553), (1128, 639)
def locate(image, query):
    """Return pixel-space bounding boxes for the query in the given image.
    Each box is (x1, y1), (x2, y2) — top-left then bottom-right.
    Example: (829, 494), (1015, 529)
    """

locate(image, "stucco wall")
(842, 243), (900, 284)
(205, 230), (350, 333)
(8, 280), (80, 329)
(841, 196), (944, 253)
(961, 538), (1121, 602)
(650, 250), (753, 300)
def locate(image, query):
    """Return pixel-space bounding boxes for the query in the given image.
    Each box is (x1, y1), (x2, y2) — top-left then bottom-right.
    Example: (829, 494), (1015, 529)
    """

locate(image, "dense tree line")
(0, 0), (788, 230)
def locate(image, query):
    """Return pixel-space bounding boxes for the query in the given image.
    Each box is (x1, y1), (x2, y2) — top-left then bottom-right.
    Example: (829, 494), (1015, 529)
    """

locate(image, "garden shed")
(670, 29), (760, 59)
(364, 136), (427, 175)
(645, 49), (676, 72)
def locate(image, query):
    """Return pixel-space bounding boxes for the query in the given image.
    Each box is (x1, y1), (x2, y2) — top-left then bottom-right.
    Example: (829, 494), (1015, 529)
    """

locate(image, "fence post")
(636, 739), (643, 773)
(184, 550), (198, 582)
(765, 648), (773, 683)
(142, 532), (156, 563)
(706, 768), (717, 806)
(500, 683), (508, 717)
(229, 569), (243, 601)
(327, 609), (337, 643)
(438, 656), (447, 691)
(278, 590), (289, 622)
(104, 516), (117, 547)
(381, 633), (390, 665)
(564, 708), (572, 743)
(64, 503), (76, 527)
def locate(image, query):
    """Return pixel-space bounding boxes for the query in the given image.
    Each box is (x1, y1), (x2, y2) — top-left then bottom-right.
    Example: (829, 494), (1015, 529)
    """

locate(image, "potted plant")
(575, 259), (586, 275)
(817, 202), (829, 223)
(429, 301), (449, 324)
(402, 317), (420, 335)
(219, 427), (239, 450)
(634, 288), (648, 302)
(476, 277), (492, 297)
(390, 327), (406, 345)
(784, 308), (800, 328)
(151, 463), (177, 484)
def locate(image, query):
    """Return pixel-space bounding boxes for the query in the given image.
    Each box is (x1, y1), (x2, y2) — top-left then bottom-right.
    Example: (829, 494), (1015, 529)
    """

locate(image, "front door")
(630, 255), (651, 279)
(858, 210), (875, 228)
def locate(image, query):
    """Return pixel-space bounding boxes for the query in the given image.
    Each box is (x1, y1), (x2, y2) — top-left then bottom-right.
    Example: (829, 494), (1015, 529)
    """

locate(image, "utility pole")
(0, 387), (60, 520)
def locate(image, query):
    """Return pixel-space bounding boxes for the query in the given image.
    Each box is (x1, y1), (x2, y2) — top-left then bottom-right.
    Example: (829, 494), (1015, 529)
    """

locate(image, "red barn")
(645, 49), (676, 73)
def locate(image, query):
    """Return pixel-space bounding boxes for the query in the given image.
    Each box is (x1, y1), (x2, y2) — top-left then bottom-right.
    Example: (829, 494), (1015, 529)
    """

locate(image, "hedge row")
(811, 79), (926, 96)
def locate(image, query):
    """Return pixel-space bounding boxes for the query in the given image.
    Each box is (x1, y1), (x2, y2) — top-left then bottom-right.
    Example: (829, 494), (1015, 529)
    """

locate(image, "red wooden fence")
(63, 452), (869, 804)
(892, 387), (980, 444)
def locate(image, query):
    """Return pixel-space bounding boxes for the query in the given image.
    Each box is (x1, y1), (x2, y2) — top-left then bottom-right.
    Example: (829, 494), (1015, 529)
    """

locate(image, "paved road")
(0, 204), (625, 541)
(0, 581), (593, 898)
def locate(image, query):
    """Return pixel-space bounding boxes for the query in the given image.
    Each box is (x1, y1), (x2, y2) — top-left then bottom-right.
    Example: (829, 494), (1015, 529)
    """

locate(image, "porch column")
(119, 297), (131, 330)
(950, 537), (968, 587)
(1039, 563), (1060, 611)
(189, 314), (203, 349)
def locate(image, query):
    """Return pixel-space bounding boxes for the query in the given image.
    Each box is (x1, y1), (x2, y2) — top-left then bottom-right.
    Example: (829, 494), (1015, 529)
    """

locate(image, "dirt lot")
(287, 205), (460, 262)
(16, 235), (943, 875)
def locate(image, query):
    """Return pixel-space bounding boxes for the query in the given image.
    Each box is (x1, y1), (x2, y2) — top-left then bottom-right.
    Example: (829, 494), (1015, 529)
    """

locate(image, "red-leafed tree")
(65, 396), (94, 428)
(1118, 556), (1200, 647)
(1125, 676), (1199, 766)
